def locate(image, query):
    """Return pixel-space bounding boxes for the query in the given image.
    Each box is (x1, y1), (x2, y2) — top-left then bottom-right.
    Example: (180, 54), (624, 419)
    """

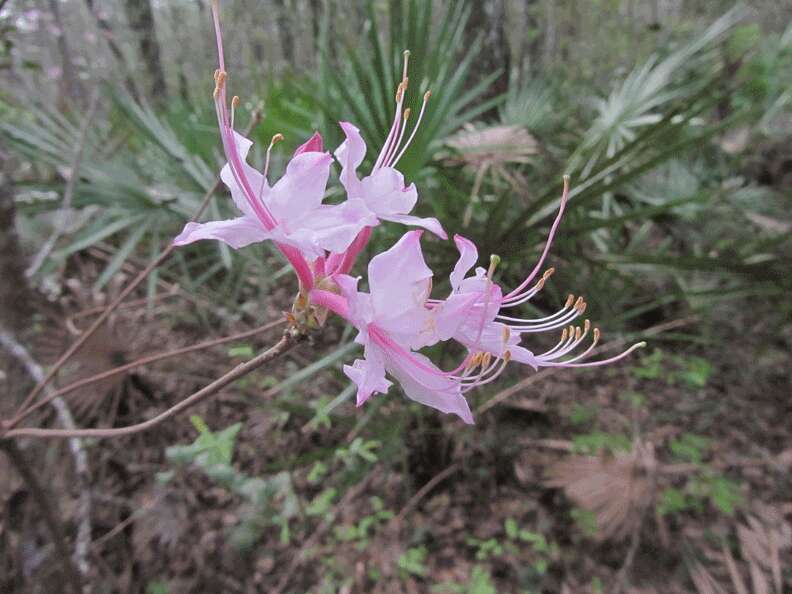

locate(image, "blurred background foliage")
(1, 0), (791, 592)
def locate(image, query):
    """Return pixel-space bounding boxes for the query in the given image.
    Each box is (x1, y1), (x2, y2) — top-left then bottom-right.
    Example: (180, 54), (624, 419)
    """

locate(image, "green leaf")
(227, 345), (254, 359)
(657, 488), (689, 516)
(504, 517), (518, 540)
(94, 219), (152, 290)
(307, 488), (337, 517)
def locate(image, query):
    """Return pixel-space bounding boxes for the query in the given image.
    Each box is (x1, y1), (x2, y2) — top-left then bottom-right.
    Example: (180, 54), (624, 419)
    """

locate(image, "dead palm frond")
(544, 441), (657, 541)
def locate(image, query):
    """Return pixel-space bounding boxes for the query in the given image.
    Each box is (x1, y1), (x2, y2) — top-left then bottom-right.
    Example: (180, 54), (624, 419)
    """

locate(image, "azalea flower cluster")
(175, 3), (645, 424)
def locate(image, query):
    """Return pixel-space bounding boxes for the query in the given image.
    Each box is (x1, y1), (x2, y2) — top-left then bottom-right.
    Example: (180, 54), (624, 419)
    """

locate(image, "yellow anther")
(503, 350), (512, 363)
(535, 279), (545, 291)
(574, 296), (584, 310)
(593, 328), (601, 342)
(487, 254), (501, 279)
(481, 352), (492, 369)
(574, 327), (582, 340)
(560, 327), (568, 341)
(231, 95), (240, 108)
(543, 267), (555, 280)
(636, 341), (647, 349)
(424, 90), (432, 102)
(213, 70), (227, 99)
(403, 108), (411, 120)
(584, 319), (591, 332)
(578, 301), (587, 315)
(565, 294), (575, 308)
(271, 133), (284, 145)
(502, 325), (511, 343)
(469, 352), (483, 369)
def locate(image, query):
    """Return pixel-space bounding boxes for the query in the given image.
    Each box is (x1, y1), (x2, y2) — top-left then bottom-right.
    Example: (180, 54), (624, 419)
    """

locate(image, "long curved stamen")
(549, 328), (599, 364)
(373, 50), (410, 171)
(501, 268), (555, 306)
(264, 133), (284, 180)
(462, 353), (511, 392)
(506, 299), (585, 332)
(211, 1), (226, 71)
(498, 291), (573, 324)
(546, 341), (647, 368)
(536, 327), (572, 359)
(509, 308), (581, 334)
(230, 95), (240, 129)
(504, 175), (570, 300)
(373, 81), (406, 171)
(379, 108), (411, 171)
(390, 90), (431, 168)
(471, 257), (500, 346)
(539, 321), (591, 361)
(448, 352), (496, 382)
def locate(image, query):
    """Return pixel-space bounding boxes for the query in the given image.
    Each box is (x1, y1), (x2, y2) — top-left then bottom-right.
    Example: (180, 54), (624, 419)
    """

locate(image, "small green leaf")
(227, 345), (254, 358)
(657, 487), (689, 516)
(504, 517), (518, 539)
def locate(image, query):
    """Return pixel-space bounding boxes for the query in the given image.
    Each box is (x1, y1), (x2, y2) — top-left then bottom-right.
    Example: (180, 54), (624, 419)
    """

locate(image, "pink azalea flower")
(334, 121), (446, 239)
(327, 53), (446, 276)
(310, 231), (480, 424)
(173, 129), (376, 261)
(433, 177), (646, 370)
(174, 2), (377, 291)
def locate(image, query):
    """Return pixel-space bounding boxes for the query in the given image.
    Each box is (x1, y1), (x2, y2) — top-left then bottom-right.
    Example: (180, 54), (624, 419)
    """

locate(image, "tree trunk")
(0, 176), (33, 333)
(46, 0), (83, 107)
(467, 0), (509, 110)
(84, 0), (140, 98)
(273, 0), (295, 67)
(122, 0), (167, 98)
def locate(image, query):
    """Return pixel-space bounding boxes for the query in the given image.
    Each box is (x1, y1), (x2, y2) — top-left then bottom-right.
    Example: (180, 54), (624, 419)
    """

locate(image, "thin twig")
(0, 440), (83, 594)
(26, 90), (100, 278)
(5, 331), (297, 440)
(12, 109), (263, 420)
(0, 329), (92, 584)
(391, 462), (460, 527)
(476, 316), (697, 415)
(272, 469), (379, 594)
(10, 319), (285, 428)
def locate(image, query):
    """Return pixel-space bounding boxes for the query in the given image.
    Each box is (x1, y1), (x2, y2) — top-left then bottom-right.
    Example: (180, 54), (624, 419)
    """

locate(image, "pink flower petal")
(359, 167), (417, 216)
(450, 234), (479, 290)
(334, 121), (367, 196)
(287, 198), (378, 255)
(384, 349), (474, 424)
(334, 274), (374, 329)
(381, 213), (447, 239)
(344, 344), (393, 406)
(219, 130), (266, 217)
(293, 132), (324, 156)
(368, 231), (433, 322)
(268, 151), (333, 221)
(431, 292), (481, 342)
(173, 216), (271, 249)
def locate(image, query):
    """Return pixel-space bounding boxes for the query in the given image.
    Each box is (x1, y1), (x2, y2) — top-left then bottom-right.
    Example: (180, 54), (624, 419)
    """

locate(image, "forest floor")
(1, 255), (791, 594)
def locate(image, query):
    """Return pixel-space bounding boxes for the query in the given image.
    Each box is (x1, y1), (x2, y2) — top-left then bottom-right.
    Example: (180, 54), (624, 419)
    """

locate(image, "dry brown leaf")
(749, 558), (771, 594)
(544, 442), (656, 541)
(722, 545), (749, 594)
(445, 124), (538, 168)
(690, 563), (728, 594)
